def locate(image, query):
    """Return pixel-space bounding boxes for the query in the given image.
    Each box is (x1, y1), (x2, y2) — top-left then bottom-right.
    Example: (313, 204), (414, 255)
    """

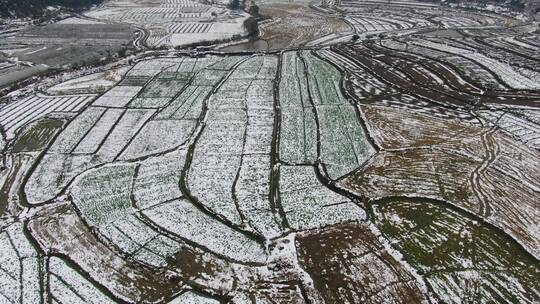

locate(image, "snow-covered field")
(0, 93), (95, 139)
(47, 66), (131, 95)
(85, 0), (251, 48)
(0, 1), (539, 302)
(419, 40), (540, 90)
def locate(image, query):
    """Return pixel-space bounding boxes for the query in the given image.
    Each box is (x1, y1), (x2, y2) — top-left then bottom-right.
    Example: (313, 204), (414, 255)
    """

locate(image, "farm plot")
(93, 108), (156, 160)
(12, 23), (134, 46)
(64, 154), (264, 287)
(69, 141), (265, 266)
(440, 37), (540, 71)
(337, 45), (469, 114)
(125, 59), (184, 78)
(346, 16), (405, 34)
(332, 44), (478, 110)
(316, 104), (375, 178)
(25, 56), (237, 204)
(26, 195), (293, 303)
(118, 119), (196, 160)
(24, 153), (98, 204)
(92, 86), (142, 108)
(344, 143), (540, 259)
(2, 23), (134, 68)
(48, 256), (115, 304)
(360, 42), (481, 96)
(168, 23), (213, 34)
(154, 86), (211, 119)
(296, 223), (428, 303)
(142, 198), (267, 263)
(0, 223), (41, 304)
(47, 66), (131, 95)
(279, 166), (366, 230)
(86, 3), (213, 25)
(147, 22), (214, 47)
(27, 203), (188, 303)
(22, 107), (112, 203)
(333, 43), (540, 112)
(515, 35), (540, 48)
(416, 39), (540, 90)
(336, 0), (507, 29)
(70, 163), (137, 227)
(373, 199), (540, 304)
(222, 4), (352, 51)
(128, 67), (192, 108)
(278, 52), (317, 165)
(302, 51), (375, 179)
(338, 0), (440, 12)
(98, 213), (163, 264)
(72, 108), (124, 154)
(477, 110), (540, 150)
(431, 15), (481, 27)
(438, 55), (506, 91)
(169, 292), (219, 304)
(85, 0), (250, 48)
(132, 150), (186, 209)
(74, 189), (189, 267)
(12, 118), (64, 153)
(377, 35), (539, 92)
(164, 13), (252, 47)
(317, 49), (399, 100)
(344, 148), (480, 201)
(188, 55), (279, 230)
(360, 105), (482, 149)
(341, 105), (540, 259)
(0, 154), (37, 218)
(47, 106), (107, 154)
(0, 93), (95, 139)
(125, 57), (217, 109)
(121, 59), (240, 161)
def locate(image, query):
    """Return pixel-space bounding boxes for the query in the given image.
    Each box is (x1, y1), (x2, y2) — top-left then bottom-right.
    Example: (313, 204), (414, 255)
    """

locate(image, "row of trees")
(227, 0), (260, 16)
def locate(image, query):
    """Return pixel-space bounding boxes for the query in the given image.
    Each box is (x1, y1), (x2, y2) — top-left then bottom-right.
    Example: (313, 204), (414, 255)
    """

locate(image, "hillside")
(0, 0), (103, 18)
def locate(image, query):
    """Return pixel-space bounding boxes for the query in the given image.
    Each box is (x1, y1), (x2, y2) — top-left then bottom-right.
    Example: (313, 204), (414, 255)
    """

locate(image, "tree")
(228, 0), (241, 10)
(243, 17), (258, 36)
(118, 47), (127, 58)
(248, 4), (259, 17)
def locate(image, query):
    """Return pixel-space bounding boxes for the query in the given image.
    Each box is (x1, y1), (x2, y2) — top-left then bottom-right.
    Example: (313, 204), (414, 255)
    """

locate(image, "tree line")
(0, 0), (103, 18)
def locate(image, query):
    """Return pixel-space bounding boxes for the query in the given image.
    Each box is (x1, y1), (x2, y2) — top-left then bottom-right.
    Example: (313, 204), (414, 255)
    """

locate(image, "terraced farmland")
(0, 0), (539, 303)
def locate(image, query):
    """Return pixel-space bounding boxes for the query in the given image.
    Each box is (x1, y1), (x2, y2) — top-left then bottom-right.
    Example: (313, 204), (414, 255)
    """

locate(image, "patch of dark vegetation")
(12, 118), (64, 153)
(372, 198), (540, 303)
(296, 223), (429, 303)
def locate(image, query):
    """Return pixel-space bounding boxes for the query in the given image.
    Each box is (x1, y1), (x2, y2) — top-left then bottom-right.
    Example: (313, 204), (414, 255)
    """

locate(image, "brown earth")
(296, 223), (428, 303)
